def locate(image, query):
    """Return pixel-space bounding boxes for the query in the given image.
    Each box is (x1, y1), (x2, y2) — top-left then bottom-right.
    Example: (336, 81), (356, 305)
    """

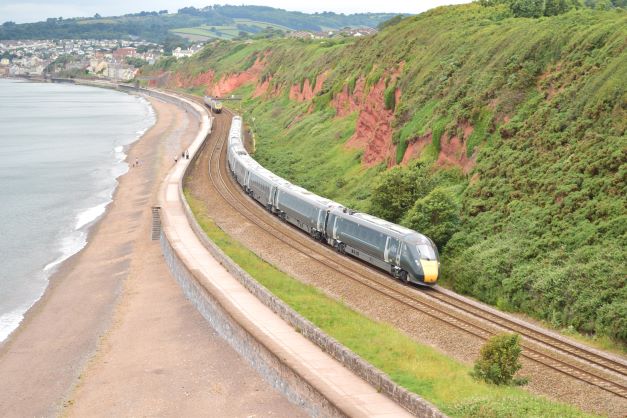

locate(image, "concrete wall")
(160, 234), (345, 417)
(154, 88), (444, 417)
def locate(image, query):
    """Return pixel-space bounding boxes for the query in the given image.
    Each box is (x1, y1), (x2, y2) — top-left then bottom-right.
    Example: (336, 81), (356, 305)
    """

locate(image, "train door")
(396, 241), (404, 266)
(332, 216), (339, 240)
(384, 237), (400, 264)
(244, 170), (251, 190)
(270, 186), (278, 210)
(317, 209), (325, 231)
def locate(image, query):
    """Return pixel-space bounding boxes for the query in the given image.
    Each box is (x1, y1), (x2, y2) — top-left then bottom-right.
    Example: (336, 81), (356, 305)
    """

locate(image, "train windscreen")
(416, 244), (437, 261)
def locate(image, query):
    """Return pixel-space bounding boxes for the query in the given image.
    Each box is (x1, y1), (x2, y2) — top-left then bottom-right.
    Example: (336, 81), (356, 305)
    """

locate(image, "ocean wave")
(75, 201), (109, 230)
(114, 145), (127, 164)
(43, 230), (88, 273)
(0, 309), (25, 342)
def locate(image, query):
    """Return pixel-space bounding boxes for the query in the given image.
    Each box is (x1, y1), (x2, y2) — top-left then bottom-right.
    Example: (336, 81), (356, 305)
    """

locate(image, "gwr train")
(203, 96), (223, 113)
(226, 116), (440, 285)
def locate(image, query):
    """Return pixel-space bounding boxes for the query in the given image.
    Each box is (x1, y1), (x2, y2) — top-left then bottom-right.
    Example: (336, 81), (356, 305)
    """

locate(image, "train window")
(416, 244), (437, 260)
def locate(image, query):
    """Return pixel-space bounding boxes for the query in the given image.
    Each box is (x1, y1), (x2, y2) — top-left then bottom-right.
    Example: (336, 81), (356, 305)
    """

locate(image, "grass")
(171, 27), (236, 41)
(232, 18), (293, 32)
(171, 19), (293, 41)
(183, 190), (597, 418)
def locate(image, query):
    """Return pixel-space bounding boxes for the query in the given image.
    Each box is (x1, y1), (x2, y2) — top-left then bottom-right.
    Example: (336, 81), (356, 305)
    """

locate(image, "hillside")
(0, 5), (397, 43)
(140, 3), (627, 346)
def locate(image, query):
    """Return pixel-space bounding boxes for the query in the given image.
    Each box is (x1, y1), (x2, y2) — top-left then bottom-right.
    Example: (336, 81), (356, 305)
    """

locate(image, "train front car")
(212, 100), (223, 114)
(399, 234), (439, 286)
(326, 208), (440, 286)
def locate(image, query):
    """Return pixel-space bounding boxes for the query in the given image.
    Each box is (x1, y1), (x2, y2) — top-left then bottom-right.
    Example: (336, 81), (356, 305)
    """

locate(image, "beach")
(0, 92), (304, 417)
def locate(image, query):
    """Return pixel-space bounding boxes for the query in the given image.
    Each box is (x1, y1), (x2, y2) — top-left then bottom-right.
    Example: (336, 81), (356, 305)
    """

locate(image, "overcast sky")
(1, 1), (472, 24)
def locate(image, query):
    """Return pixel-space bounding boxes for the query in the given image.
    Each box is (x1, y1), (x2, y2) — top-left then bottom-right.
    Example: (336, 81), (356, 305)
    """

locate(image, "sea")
(0, 78), (155, 342)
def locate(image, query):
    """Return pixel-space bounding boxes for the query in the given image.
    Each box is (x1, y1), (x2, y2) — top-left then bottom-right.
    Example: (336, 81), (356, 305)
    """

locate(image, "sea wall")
(153, 88), (443, 417)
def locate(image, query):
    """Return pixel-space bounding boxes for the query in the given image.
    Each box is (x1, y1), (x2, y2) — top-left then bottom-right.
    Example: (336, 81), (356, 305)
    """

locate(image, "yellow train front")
(211, 100), (223, 114)
(203, 95), (223, 114)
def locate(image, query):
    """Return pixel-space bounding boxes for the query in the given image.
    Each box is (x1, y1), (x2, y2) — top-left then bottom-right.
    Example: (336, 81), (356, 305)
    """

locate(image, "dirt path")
(0, 95), (304, 417)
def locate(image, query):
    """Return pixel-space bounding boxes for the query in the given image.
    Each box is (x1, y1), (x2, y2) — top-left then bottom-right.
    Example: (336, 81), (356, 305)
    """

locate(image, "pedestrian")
(182, 151), (185, 159)
(135, 157), (139, 167)
(186, 151), (190, 160)
(175, 156), (178, 163)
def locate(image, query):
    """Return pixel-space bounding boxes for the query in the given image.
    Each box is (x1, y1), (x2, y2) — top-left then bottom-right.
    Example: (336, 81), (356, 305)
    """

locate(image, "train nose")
(419, 260), (438, 283)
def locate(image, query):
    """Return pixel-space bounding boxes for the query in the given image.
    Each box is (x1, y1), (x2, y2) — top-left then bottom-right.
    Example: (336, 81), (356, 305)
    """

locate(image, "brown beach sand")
(0, 95), (305, 417)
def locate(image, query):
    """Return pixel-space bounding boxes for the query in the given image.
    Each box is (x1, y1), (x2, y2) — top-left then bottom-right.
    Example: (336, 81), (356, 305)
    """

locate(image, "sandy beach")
(0, 93), (304, 417)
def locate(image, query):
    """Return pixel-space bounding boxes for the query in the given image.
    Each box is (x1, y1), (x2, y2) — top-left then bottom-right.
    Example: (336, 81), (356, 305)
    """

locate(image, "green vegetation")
(149, 4), (626, 348)
(171, 20), (294, 41)
(0, 5), (398, 42)
(184, 191), (595, 418)
(480, 0), (626, 17)
(472, 333), (526, 385)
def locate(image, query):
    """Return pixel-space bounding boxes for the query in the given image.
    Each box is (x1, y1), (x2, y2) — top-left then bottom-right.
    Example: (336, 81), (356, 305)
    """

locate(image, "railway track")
(182, 97), (627, 401)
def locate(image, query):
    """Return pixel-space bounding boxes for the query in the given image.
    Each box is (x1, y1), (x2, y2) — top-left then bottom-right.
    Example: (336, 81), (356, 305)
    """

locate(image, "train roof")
(251, 166), (290, 186)
(332, 208), (429, 242)
(279, 183), (340, 208)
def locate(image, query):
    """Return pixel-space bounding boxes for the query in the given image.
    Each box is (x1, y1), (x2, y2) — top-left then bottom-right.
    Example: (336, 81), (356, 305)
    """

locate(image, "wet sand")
(0, 95), (304, 417)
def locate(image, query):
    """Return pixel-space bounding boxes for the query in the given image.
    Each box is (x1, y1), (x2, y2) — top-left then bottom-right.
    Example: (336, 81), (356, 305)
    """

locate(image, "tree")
(370, 166), (418, 223)
(472, 333), (525, 385)
(378, 15), (404, 30)
(402, 188), (459, 248)
(544, 0), (575, 15)
(510, 0), (546, 17)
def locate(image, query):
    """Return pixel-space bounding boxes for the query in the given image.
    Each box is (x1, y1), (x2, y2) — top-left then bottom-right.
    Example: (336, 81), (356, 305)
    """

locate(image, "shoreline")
(0, 127), (147, 348)
(0, 89), (303, 417)
(0, 86), (155, 347)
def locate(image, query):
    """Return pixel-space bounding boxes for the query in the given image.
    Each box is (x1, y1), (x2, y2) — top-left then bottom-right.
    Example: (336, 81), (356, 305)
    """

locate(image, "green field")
(171, 19), (293, 41)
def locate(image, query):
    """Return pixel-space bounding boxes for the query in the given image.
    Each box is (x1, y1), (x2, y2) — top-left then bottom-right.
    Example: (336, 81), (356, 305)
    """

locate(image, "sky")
(0, 1), (472, 24)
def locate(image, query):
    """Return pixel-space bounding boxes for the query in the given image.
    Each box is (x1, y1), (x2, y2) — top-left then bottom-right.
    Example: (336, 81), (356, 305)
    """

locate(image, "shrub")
(369, 166), (417, 223)
(472, 333), (524, 385)
(384, 82), (397, 111)
(402, 187), (460, 248)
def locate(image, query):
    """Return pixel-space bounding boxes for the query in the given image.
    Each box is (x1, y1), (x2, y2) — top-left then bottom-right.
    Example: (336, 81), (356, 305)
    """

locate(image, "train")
(203, 95), (223, 113)
(226, 116), (440, 286)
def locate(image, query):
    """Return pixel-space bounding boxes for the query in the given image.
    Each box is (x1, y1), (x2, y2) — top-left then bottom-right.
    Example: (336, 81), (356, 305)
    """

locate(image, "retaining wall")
(154, 88), (444, 417)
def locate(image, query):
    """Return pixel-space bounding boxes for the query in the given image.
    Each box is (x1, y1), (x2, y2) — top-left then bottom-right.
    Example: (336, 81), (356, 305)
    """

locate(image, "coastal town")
(0, 27), (379, 81)
(0, 39), (204, 80)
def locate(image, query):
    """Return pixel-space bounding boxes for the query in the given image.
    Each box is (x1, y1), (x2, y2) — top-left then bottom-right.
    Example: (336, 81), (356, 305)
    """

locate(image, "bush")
(402, 187), (460, 248)
(384, 82), (397, 111)
(369, 166), (419, 223)
(472, 333), (525, 385)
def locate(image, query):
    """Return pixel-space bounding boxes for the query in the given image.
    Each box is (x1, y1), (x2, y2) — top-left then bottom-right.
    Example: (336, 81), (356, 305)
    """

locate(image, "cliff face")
(153, 56), (268, 97)
(333, 76), (396, 166)
(289, 72), (328, 102)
